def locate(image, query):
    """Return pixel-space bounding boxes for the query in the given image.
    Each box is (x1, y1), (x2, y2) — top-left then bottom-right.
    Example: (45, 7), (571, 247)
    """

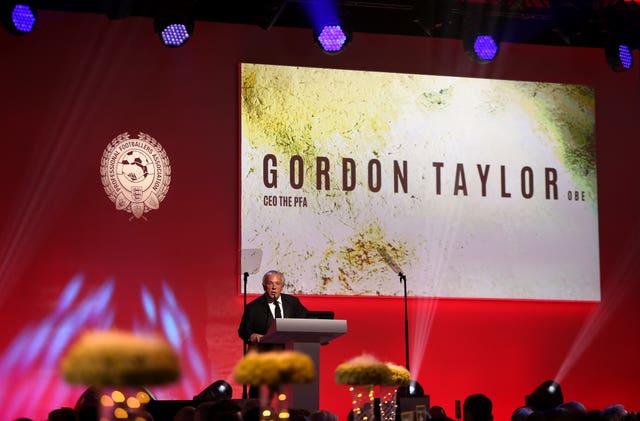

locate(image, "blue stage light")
(153, 2), (194, 49)
(160, 23), (191, 47)
(304, 0), (351, 55)
(605, 43), (633, 72)
(618, 45), (633, 70)
(605, 42), (633, 72)
(2, 2), (36, 35)
(463, 32), (500, 64)
(11, 4), (35, 33)
(474, 35), (499, 61)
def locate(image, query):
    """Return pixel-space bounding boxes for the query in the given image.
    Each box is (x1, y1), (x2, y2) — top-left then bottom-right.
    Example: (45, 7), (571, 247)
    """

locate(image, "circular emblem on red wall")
(100, 132), (171, 219)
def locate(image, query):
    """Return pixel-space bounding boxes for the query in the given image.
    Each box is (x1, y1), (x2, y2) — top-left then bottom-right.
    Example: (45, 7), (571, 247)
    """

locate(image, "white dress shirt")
(269, 298), (284, 318)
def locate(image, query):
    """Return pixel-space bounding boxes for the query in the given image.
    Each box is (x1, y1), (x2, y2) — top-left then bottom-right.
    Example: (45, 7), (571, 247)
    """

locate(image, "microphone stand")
(242, 271), (249, 399)
(399, 272), (410, 371)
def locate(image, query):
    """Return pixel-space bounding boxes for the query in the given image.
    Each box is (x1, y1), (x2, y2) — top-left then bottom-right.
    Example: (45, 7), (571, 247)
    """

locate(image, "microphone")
(376, 246), (403, 275)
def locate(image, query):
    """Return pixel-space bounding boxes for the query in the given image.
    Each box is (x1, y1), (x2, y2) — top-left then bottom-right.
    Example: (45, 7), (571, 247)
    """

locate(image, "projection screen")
(240, 63), (599, 301)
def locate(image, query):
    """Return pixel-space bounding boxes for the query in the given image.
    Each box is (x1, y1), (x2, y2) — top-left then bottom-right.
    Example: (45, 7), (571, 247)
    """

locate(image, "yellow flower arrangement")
(382, 362), (411, 386)
(61, 330), (180, 387)
(334, 354), (392, 385)
(233, 350), (315, 386)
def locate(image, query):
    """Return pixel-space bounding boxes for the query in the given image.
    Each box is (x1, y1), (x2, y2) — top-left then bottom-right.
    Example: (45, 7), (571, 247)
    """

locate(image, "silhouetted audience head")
(527, 410), (546, 421)
(510, 384), (637, 421)
(585, 409), (604, 421)
(289, 408), (310, 421)
(174, 406), (196, 421)
(195, 400), (242, 421)
(603, 405), (627, 421)
(74, 387), (100, 421)
(464, 394), (493, 421)
(561, 402), (587, 415)
(431, 406), (448, 419)
(48, 407), (80, 421)
(240, 400), (260, 421)
(309, 410), (339, 421)
(560, 401), (588, 421)
(135, 410), (154, 421)
(545, 406), (570, 421)
(512, 406), (535, 421)
(526, 380), (564, 411)
(242, 405), (259, 421)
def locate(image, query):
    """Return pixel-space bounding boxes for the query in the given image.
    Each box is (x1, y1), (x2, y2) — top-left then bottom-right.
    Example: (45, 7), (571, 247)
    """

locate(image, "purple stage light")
(473, 34), (499, 62)
(605, 42), (634, 72)
(11, 4), (36, 33)
(160, 23), (190, 47)
(317, 24), (347, 53)
(618, 44), (633, 70)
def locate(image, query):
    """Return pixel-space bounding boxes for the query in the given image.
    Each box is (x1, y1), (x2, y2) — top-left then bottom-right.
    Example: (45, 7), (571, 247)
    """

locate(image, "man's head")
(262, 270), (285, 301)
(464, 394), (493, 421)
(194, 400), (242, 421)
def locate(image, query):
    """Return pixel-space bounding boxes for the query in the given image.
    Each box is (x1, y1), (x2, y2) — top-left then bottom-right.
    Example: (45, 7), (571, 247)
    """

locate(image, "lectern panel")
(261, 319), (347, 344)
(258, 318), (347, 412)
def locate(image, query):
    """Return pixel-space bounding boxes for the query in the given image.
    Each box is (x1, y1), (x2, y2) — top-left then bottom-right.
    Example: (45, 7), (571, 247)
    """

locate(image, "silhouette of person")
(463, 394), (493, 421)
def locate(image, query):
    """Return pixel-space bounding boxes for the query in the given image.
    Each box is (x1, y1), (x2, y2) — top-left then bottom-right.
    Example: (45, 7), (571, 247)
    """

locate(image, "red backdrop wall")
(0, 10), (639, 421)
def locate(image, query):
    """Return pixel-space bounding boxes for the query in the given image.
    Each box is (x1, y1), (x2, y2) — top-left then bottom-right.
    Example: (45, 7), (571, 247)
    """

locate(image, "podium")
(262, 318), (347, 412)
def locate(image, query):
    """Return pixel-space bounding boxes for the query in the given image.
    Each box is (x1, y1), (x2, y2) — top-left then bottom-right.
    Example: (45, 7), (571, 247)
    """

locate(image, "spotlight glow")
(0, 275), (207, 420)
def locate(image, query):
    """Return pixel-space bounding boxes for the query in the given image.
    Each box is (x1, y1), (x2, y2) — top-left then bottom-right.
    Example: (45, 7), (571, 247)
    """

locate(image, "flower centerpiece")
(380, 362), (411, 421)
(61, 330), (180, 421)
(233, 350), (315, 386)
(61, 330), (180, 386)
(233, 350), (315, 420)
(382, 362), (411, 388)
(335, 354), (392, 421)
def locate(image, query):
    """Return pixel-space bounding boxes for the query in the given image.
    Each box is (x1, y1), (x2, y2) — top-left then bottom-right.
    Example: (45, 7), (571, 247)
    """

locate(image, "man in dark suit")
(237, 270), (309, 399)
(237, 269), (309, 349)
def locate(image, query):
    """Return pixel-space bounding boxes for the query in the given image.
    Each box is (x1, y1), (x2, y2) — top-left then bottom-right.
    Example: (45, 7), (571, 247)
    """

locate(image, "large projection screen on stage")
(240, 63), (599, 301)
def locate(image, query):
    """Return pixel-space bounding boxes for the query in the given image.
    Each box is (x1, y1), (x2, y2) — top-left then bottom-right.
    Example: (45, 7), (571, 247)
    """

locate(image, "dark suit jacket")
(237, 293), (308, 344)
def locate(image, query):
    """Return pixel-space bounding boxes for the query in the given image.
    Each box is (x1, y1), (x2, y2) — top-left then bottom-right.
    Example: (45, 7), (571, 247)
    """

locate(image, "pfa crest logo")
(100, 132), (171, 219)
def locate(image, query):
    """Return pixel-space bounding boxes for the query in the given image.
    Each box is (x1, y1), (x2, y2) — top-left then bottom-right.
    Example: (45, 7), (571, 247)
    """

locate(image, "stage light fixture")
(193, 380), (233, 402)
(1, 2), (37, 35)
(604, 42), (633, 72)
(154, 18), (193, 47)
(461, 5), (502, 65)
(464, 33), (500, 63)
(314, 24), (351, 54)
(398, 379), (425, 397)
(153, 0), (195, 48)
(305, 0), (351, 55)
